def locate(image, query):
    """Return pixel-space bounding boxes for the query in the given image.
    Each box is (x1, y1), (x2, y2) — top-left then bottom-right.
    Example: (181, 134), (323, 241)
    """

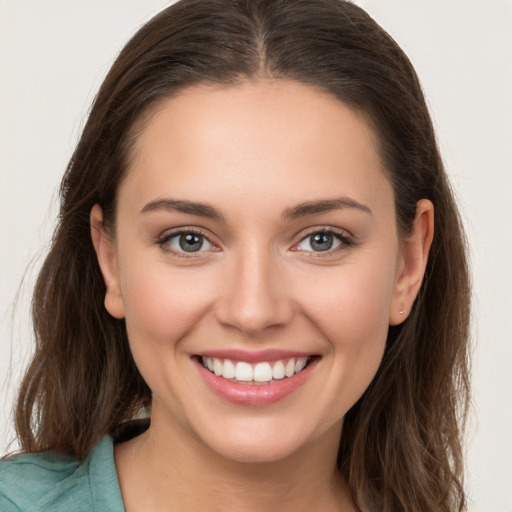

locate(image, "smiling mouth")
(199, 356), (314, 385)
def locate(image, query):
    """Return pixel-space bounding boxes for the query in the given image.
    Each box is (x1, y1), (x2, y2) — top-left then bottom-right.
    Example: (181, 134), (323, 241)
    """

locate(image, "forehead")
(120, 80), (392, 218)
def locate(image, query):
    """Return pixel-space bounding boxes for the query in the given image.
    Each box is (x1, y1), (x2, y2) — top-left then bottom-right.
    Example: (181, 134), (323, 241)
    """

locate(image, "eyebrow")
(282, 196), (372, 220)
(140, 199), (225, 221)
(140, 196), (372, 222)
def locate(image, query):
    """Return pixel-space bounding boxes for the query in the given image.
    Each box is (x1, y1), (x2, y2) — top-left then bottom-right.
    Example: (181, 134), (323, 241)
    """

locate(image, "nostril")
(212, 255), (295, 333)
(214, 291), (295, 335)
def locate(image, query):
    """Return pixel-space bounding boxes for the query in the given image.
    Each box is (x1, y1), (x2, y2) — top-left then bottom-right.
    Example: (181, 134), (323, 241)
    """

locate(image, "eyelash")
(292, 227), (355, 257)
(156, 227), (355, 258)
(157, 228), (216, 258)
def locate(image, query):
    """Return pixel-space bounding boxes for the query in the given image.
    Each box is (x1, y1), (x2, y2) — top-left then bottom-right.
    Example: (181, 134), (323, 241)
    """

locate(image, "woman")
(0, 0), (470, 511)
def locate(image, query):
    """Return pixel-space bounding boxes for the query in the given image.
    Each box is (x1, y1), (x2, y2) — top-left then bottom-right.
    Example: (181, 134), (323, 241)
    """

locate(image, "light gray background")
(1, 1), (511, 511)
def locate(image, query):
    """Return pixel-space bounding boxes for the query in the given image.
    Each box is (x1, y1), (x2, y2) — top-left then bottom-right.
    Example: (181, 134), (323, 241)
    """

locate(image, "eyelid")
(157, 227), (219, 256)
(291, 226), (355, 254)
(155, 225), (354, 257)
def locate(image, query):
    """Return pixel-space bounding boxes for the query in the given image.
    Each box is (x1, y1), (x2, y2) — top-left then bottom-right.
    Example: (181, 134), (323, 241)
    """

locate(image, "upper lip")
(195, 349), (317, 363)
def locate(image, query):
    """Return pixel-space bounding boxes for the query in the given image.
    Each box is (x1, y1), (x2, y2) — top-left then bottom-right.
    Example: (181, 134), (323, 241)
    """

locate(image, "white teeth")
(223, 359), (236, 379)
(213, 358), (223, 376)
(295, 357), (307, 373)
(235, 361), (253, 381)
(202, 356), (311, 383)
(285, 359), (295, 378)
(272, 360), (285, 380)
(254, 362), (273, 382)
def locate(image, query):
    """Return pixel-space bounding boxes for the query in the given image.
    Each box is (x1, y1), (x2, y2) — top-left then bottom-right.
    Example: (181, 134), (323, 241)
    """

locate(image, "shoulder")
(0, 436), (124, 512)
(0, 450), (80, 512)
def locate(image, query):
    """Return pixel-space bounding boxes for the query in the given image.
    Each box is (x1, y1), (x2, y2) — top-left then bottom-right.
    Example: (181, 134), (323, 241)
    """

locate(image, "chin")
(195, 416), (337, 466)
(212, 436), (304, 465)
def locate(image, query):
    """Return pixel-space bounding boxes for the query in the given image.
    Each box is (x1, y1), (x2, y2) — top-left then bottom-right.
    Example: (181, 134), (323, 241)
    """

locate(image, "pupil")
(179, 233), (203, 252)
(311, 233), (333, 251)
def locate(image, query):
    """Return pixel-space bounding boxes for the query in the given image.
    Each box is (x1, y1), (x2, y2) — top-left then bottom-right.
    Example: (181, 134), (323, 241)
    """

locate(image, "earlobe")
(90, 204), (125, 319)
(389, 199), (434, 326)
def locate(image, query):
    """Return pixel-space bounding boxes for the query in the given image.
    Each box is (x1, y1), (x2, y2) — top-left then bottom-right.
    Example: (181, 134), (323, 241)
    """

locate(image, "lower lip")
(194, 358), (318, 406)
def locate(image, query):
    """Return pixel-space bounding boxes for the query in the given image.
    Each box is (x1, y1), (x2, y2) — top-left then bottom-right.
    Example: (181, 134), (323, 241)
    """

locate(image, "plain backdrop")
(1, 1), (511, 511)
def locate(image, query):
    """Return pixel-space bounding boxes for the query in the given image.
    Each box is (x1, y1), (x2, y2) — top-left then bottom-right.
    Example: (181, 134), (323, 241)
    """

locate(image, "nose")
(214, 245), (294, 335)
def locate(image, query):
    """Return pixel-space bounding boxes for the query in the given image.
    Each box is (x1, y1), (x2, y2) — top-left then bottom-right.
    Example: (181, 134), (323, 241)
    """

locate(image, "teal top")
(0, 436), (125, 512)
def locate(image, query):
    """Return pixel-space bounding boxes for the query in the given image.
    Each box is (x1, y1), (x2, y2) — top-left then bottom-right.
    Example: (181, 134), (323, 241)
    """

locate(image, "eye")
(294, 229), (352, 253)
(161, 231), (214, 254)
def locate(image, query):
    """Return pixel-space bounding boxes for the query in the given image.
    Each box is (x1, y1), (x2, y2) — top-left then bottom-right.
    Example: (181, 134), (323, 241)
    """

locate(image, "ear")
(90, 204), (125, 319)
(389, 199), (434, 326)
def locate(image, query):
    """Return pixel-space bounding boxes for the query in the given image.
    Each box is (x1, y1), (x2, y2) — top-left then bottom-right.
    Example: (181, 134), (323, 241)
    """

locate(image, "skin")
(91, 80), (433, 512)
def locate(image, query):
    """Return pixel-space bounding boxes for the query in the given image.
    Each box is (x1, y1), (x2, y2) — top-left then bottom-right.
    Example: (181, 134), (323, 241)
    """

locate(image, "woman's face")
(93, 80), (424, 464)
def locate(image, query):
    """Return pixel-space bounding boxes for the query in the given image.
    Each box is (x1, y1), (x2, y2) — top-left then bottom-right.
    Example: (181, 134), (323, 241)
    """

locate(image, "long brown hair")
(14, 1), (470, 510)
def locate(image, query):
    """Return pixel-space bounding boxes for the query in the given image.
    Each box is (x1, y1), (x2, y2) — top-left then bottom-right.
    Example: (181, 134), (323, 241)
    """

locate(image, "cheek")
(119, 258), (217, 352)
(296, 262), (396, 339)
(118, 259), (221, 419)
(305, 274), (392, 424)
(291, 258), (398, 402)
